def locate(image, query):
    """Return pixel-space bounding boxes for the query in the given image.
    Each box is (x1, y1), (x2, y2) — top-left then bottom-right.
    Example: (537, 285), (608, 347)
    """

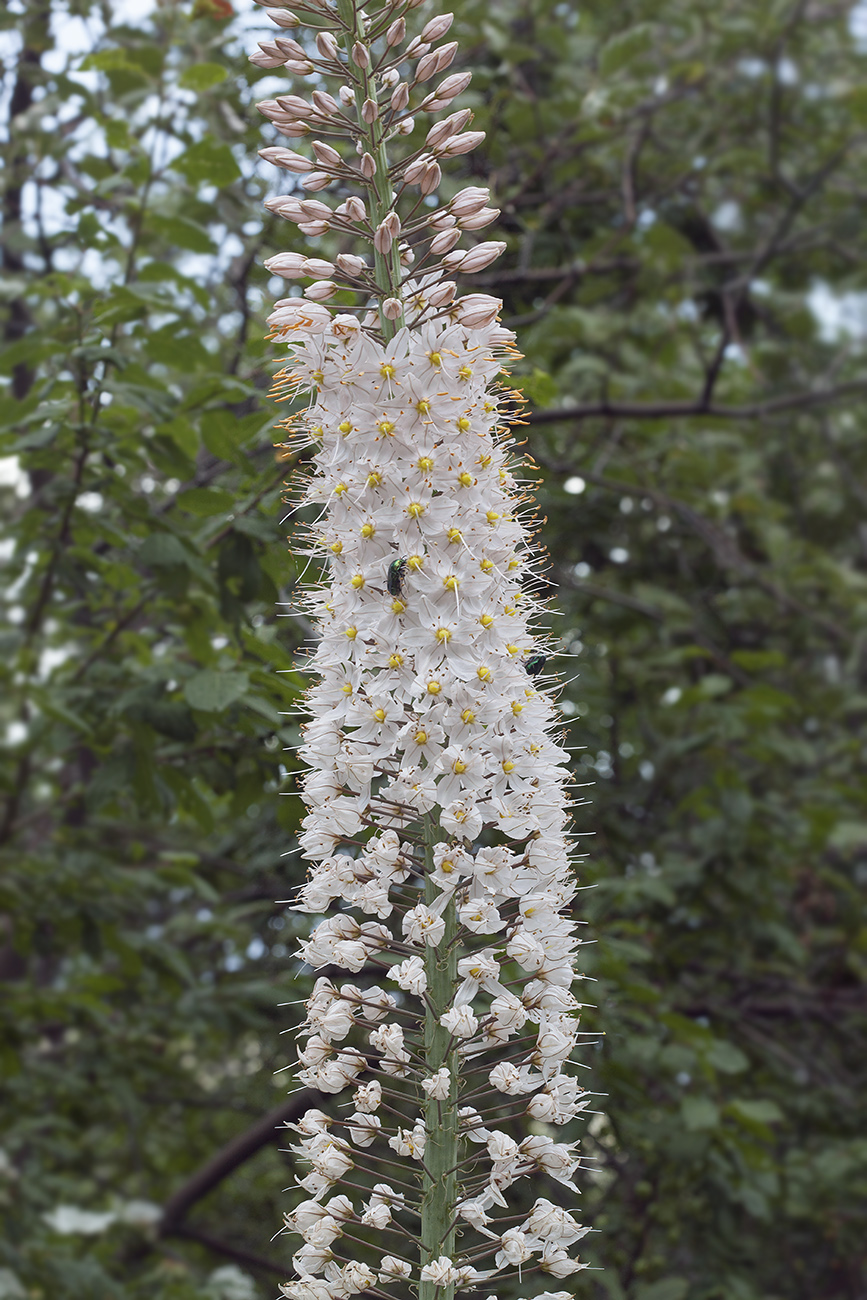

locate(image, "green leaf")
(184, 670), (249, 712)
(177, 487), (235, 516)
(174, 139), (241, 188)
(150, 214), (216, 254)
(728, 1099), (785, 1129)
(179, 62), (229, 91)
(705, 1040), (749, 1074)
(681, 1096), (720, 1131)
(598, 23), (655, 76)
(139, 533), (189, 567)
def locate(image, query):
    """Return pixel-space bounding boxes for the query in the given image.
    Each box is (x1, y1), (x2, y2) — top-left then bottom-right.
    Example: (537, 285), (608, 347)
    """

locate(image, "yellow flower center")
(478, 453), (492, 468)
(508, 558), (520, 570)
(366, 471), (382, 487)
(380, 362), (396, 379)
(446, 527), (462, 543)
(312, 369), (324, 384)
(330, 540), (343, 554)
(342, 683), (353, 695)
(310, 426), (324, 440)
(480, 558), (493, 573)
(345, 626), (357, 640)
(458, 365), (472, 381)
(457, 417), (471, 432)
(506, 644), (520, 657)
(391, 599), (406, 614)
(452, 759), (468, 774)
(417, 455), (434, 472)
(428, 351), (442, 367)
(377, 419), (396, 436)
(406, 501), (425, 518)
(427, 680), (442, 695)
(443, 575), (459, 591)
(338, 420), (352, 434)
(461, 708), (476, 724)
(388, 652), (404, 668)
(334, 482), (348, 495)
(360, 522), (375, 538)
(373, 708), (387, 722)
(511, 700), (523, 715)
(435, 627), (452, 643)
(351, 574), (365, 589)
(479, 613), (494, 628)
(502, 760), (515, 773)
(458, 472), (474, 487)
(477, 665), (492, 682)
(416, 399), (431, 415)
(440, 859), (454, 874)
(486, 510), (501, 524)
(414, 730), (428, 745)
(407, 554), (424, 571)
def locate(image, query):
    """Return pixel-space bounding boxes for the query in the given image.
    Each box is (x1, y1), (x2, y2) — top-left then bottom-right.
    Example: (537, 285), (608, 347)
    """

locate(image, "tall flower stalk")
(252, 2), (594, 1296)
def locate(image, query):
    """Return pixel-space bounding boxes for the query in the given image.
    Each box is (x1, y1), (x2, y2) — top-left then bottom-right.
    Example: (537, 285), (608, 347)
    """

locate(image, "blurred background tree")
(1, 0), (866, 1297)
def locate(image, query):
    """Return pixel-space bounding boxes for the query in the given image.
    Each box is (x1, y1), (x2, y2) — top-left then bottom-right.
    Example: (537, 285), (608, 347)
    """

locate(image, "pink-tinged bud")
(427, 279), (457, 307)
(429, 211), (457, 231)
(312, 140), (341, 167)
(421, 12), (454, 42)
(458, 206), (500, 230)
(397, 116), (415, 136)
(303, 258), (336, 277)
(273, 35), (307, 59)
(298, 220), (329, 236)
(249, 47), (287, 69)
(297, 199), (331, 220)
(417, 41), (459, 81)
(405, 37), (430, 58)
(276, 95), (316, 119)
(263, 252), (307, 277)
(361, 98), (379, 123)
(276, 120), (310, 138)
(426, 108), (472, 150)
(430, 227), (462, 254)
(304, 280), (338, 301)
(399, 243), (415, 266)
(266, 299), (331, 335)
(351, 41), (370, 68)
(441, 130), (485, 157)
(403, 154), (430, 184)
(420, 161), (442, 195)
(381, 69), (400, 89)
(338, 85), (355, 106)
(258, 147), (314, 173)
(264, 9), (300, 28)
(386, 16), (406, 45)
(344, 196), (367, 222)
(382, 298), (403, 319)
(311, 90), (340, 115)
(374, 222), (394, 254)
(452, 292), (501, 327)
(458, 240), (506, 272)
(255, 99), (282, 121)
(331, 314), (361, 337)
(315, 31), (339, 59)
(301, 171), (332, 191)
(264, 195), (304, 220)
(441, 250), (466, 272)
(390, 82), (410, 111)
(335, 253), (366, 276)
(450, 186), (491, 216)
(360, 153), (377, 179)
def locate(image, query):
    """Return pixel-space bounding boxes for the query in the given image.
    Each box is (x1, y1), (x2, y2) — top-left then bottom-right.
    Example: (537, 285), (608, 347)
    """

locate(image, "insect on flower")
(387, 556), (409, 598)
(524, 652), (548, 676)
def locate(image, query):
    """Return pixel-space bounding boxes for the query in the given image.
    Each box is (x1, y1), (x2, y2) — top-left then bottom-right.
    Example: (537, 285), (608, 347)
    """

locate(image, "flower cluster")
(251, 0), (595, 1295)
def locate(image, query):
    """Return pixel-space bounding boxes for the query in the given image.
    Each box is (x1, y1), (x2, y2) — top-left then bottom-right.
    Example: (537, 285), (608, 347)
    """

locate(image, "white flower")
(440, 1005), (478, 1038)
(421, 1067), (451, 1099)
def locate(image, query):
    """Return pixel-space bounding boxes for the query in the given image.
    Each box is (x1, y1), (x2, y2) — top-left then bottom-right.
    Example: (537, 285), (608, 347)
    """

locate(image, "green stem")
(335, 0), (405, 339)
(420, 813), (458, 1300)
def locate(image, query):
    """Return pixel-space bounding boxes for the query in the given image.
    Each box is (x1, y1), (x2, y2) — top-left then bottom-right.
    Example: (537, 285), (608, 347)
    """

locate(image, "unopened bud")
(258, 146), (314, 173)
(360, 152), (377, 179)
(249, 46), (287, 69)
(311, 89), (340, 115)
(298, 220), (329, 236)
(264, 195), (304, 220)
(420, 161), (442, 195)
(303, 257), (335, 277)
(374, 222), (394, 254)
(416, 41), (458, 82)
(344, 196), (367, 222)
(301, 171), (332, 191)
(312, 140), (341, 167)
(452, 292), (501, 328)
(299, 199), (332, 221)
(381, 68), (400, 89)
(263, 252), (307, 277)
(266, 9), (301, 28)
(386, 16), (406, 45)
(361, 98), (379, 123)
(449, 186), (491, 216)
(276, 95), (316, 119)
(431, 70), (473, 103)
(406, 37), (430, 58)
(351, 41), (370, 68)
(338, 85), (356, 106)
(427, 279), (457, 307)
(426, 108), (472, 150)
(456, 241), (506, 272)
(283, 58), (315, 75)
(458, 206), (500, 230)
(429, 210), (457, 231)
(335, 253), (367, 276)
(441, 130), (485, 156)
(304, 280), (338, 301)
(421, 12), (454, 41)
(430, 227), (462, 254)
(382, 298), (404, 320)
(315, 31), (339, 59)
(390, 82), (410, 111)
(403, 154), (430, 184)
(273, 35), (307, 59)
(397, 116), (415, 135)
(399, 244), (415, 266)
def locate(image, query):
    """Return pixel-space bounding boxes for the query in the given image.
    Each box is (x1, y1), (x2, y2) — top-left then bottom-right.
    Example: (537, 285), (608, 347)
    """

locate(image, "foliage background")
(1, 0), (866, 1297)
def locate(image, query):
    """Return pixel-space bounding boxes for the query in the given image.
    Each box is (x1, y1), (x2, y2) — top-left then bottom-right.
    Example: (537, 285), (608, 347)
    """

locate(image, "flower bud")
(429, 210), (457, 231)
(301, 171), (332, 191)
(338, 85), (356, 106)
(420, 161), (442, 194)
(452, 292), (501, 327)
(298, 220), (329, 236)
(449, 185), (490, 216)
(304, 280), (338, 301)
(312, 140), (341, 167)
(264, 252), (308, 277)
(390, 82), (410, 111)
(380, 69), (400, 89)
(361, 98), (379, 123)
(426, 108), (472, 150)
(273, 35), (307, 59)
(276, 94), (316, 119)
(311, 89), (340, 115)
(374, 222), (394, 254)
(421, 12), (454, 42)
(441, 130), (486, 156)
(335, 253), (367, 277)
(403, 154), (430, 184)
(458, 206), (500, 229)
(266, 8), (302, 28)
(303, 257), (336, 277)
(382, 298), (403, 319)
(457, 240), (506, 272)
(397, 116), (415, 135)
(386, 16), (406, 45)
(258, 146), (314, 173)
(249, 46), (287, 69)
(283, 58), (315, 75)
(264, 194), (304, 220)
(427, 279), (457, 307)
(360, 153), (377, 179)
(315, 31), (339, 59)
(406, 36), (430, 57)
(344, 195), (367, 222)
(432, 69), (472, 100)
(299, 199), (332, 221)
(430, 227), (462, 254)
(416, 40), (458, 81)
(351, 41), (370, 68)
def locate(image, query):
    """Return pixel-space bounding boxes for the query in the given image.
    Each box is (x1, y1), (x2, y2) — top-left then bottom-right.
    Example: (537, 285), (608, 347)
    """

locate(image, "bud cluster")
(251, 1), (596, 1297)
